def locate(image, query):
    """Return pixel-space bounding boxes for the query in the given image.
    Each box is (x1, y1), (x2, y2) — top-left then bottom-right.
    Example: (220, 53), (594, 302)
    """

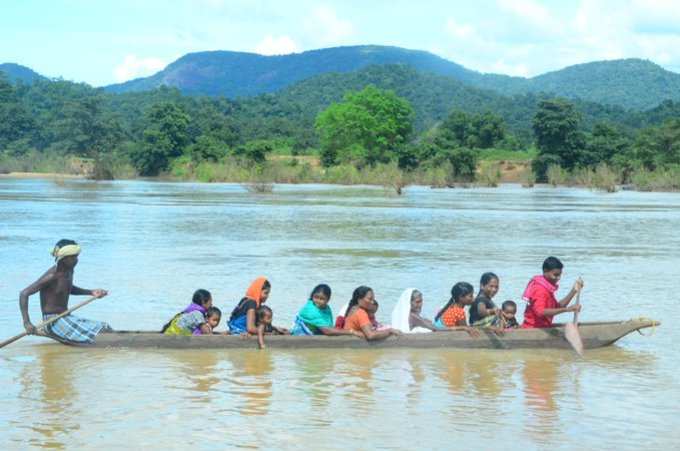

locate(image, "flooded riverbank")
(1, 179), (678, 449)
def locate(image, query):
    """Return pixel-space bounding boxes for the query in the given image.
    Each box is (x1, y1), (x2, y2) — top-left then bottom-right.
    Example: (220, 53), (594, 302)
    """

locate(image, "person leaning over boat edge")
(253, 305), (291, 348)
(521, 256), (583, 329)
(19, 239), (111, 344)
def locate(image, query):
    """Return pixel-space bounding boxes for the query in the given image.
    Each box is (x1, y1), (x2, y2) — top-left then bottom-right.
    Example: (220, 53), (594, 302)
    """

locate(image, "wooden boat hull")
(83, 319), (659, 350)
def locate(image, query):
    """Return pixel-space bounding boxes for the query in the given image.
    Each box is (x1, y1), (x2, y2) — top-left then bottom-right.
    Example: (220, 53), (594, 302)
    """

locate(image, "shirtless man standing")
(19, 239), (111, 344)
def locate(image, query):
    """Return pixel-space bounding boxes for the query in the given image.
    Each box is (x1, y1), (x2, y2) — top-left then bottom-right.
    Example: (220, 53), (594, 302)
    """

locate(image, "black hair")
(435, 282), (474, 322)
(542, 256), (563, 272)
(206, 306), (221, 318)
(262, 280), (271, 291)
(345, 285), (373, 317)
(256, 305), (273, 325)
(192, 289), (212, 306)
(501, 300), (517, 312)
(55, 239), (77, 248)
(411, 289), (422, 302)
(480, 272), (499, 287)
(310, 284), (332, 301)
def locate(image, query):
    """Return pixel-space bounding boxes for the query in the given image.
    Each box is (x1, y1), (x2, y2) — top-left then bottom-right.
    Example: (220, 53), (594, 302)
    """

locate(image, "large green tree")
(130, 103), (190, 175)
(315, 85), (414, 167)
(532, 99), (586, 179)
(631, 119), (680, 170)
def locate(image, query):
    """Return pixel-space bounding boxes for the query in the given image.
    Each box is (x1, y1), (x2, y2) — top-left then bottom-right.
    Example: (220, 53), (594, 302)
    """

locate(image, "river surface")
(1, 178), (678, 450)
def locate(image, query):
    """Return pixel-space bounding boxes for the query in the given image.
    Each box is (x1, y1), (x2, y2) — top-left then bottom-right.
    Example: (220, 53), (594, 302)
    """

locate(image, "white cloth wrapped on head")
(391, 288), (431, 333)
(51, 244), (81, 262)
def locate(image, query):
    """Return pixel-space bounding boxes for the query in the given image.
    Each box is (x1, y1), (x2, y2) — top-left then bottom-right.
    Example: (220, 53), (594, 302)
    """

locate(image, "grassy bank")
(0, 152), (136, 179)
(170, 156), (480, 192)
(2, 151), (678, 193)
(546, 163), (680, 192)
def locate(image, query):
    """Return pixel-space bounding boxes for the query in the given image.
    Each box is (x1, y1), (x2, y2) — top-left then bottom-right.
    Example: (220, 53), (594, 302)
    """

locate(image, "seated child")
(193, 306), (221, 335)
(255, 305), (289, 349)
(365, 300), (390, 331)
(162, 289), (214, 336)
(499, 300), (519, 329)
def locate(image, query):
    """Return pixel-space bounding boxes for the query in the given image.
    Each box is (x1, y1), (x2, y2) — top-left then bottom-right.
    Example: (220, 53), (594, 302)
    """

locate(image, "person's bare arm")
(542, 304), (581, 317)
(359, 324), (399, 341)
(558, 279), (583, 308)
(318, 327), (363, 337)
(411, 314), (438, 332)
(477, 303), (498, 318)
(257, 324), (266, 349)
(246, 309), (259, 335)
(19, 270), (55, 334)
(71, 286), (108, 298)
(272, 325), (290, 335)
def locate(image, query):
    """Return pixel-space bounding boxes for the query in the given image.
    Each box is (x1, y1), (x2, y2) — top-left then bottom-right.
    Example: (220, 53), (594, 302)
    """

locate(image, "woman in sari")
(229, 277), (285, 335)
(291, 284), (360, 336)
(391, 288), (438, 333)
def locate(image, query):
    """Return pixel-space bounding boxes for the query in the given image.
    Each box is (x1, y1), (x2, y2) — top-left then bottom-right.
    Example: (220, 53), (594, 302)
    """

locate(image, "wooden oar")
(0, 295), (99, 349)
(564, 288), (584, 356)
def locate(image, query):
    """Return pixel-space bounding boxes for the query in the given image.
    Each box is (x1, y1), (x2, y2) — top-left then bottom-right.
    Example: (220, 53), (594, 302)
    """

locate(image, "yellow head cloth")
(51, 244), (81, 262)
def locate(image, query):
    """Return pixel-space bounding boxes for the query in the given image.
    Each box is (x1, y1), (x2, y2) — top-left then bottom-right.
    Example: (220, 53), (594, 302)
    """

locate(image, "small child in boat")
(193, 307), (222, 335)
(162, 289), (214, 336)
(500, 300), (519, 329)
(254, 305), (289, 349)
(366, 300), (390, 331)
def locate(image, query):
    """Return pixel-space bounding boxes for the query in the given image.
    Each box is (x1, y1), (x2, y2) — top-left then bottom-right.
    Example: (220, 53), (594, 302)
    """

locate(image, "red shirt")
(522, 276), (558, 328)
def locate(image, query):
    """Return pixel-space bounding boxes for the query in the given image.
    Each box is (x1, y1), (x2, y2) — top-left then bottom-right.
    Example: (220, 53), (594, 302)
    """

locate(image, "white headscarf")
(391, 288), (415, 332)
(392, 288), (433, 333)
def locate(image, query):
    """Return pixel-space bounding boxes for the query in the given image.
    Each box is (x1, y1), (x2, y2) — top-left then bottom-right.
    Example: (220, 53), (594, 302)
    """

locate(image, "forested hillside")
(101, 45), (680, 110)
(0, 63), (46, 84)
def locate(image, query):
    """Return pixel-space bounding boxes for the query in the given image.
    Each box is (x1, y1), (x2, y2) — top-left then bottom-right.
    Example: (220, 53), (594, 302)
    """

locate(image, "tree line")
(1, 70), (679, 182)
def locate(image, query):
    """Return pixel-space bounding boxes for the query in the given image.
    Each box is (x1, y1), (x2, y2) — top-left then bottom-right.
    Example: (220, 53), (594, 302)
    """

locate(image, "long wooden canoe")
(76, 319), (659, 350)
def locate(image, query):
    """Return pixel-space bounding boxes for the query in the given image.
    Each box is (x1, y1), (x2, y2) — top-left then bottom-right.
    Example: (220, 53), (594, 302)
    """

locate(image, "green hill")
(0, 63), (46, 84)
(104, 45), (483, 97)
(101, 45), (680, 110)
(518, 59), (680, 110)
(232, 64), (631, 144)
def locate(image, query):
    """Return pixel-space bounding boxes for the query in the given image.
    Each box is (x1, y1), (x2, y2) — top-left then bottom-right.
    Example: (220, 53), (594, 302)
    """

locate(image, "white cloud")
(445, 19), (475, 39)
(113, 55), (166, 82)
(438, 0), (680, 77)
(497, 0), (555, 31)
(254, 35), (299, 55)
(307, 5), (354, 44)
(489, 60), (530, 77)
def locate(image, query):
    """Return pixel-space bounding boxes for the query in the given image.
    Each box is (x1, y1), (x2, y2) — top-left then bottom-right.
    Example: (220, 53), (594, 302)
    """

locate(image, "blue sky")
(2, 0), (680, 86)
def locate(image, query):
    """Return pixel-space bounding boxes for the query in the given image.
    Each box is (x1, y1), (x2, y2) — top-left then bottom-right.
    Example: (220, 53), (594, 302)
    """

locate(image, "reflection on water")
(224, 351), (274, 416)
(1, 180), (679, 449)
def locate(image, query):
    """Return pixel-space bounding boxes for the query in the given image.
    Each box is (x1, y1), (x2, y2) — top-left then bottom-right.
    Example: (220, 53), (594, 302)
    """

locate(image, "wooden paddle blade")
(564, 322), (584, 356)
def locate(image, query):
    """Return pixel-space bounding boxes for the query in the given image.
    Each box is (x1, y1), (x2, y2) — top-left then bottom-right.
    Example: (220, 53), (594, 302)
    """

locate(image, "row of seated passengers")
(162, 256), (584, 348)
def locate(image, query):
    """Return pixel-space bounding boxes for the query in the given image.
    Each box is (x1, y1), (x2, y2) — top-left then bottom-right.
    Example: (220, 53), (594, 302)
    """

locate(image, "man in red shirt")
(522, 256), (583, 328)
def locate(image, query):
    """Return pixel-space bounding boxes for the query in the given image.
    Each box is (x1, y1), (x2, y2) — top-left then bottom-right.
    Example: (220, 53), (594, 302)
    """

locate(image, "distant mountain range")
(3, 45), (680, 110)
(0, 63), (46, 84)
(102, 46), (680, 110)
